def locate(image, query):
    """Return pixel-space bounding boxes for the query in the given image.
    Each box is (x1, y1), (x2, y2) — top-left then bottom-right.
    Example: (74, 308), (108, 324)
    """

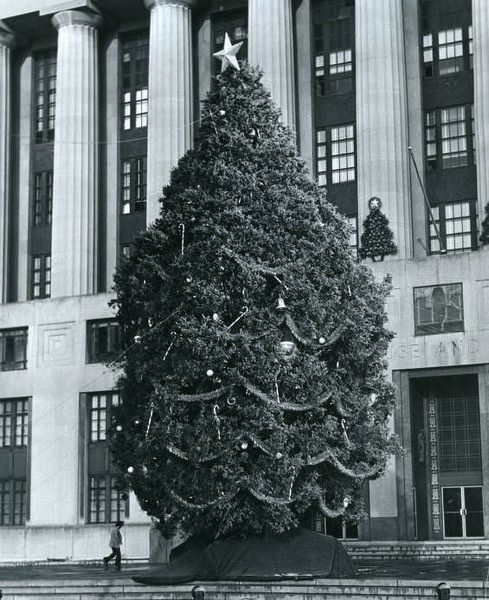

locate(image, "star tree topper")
(213, 32), (243, 72)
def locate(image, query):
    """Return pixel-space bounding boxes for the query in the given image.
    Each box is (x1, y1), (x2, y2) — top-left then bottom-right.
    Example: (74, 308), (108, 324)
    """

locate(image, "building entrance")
(410, 374), (483, 540)
(442, 486), (484, 538)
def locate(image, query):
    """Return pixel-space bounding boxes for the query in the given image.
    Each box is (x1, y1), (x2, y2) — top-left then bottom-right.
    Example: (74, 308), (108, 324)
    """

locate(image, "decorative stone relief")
(37, 322), (75, 367)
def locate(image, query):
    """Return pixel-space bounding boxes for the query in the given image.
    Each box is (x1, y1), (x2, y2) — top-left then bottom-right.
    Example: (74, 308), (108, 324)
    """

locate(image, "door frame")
(441, 485), (485, 539)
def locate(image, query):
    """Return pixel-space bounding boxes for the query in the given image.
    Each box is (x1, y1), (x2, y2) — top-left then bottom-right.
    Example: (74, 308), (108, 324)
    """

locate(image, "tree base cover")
(133, 528), (355, 584)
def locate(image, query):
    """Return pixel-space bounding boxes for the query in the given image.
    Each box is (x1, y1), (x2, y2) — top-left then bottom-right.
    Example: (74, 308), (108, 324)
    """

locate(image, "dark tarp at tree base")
(133, 528), (355, 584)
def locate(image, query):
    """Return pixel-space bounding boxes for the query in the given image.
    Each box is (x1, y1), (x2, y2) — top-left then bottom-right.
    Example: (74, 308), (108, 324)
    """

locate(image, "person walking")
(103, 520), (124, 571)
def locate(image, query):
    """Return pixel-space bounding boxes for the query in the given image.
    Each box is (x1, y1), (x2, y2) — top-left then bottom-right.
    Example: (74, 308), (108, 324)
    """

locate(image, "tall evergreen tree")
(110, 65), (398, 541)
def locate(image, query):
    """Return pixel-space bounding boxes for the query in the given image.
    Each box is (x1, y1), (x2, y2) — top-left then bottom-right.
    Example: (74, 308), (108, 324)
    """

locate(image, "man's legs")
(115, 547), (122, 570)
(103, 548), (116, 569)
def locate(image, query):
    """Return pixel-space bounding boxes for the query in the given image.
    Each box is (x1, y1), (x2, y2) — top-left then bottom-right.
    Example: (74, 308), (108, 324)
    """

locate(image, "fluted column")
(144, 0), (195, 225)
(248, 0), (296, 129)
(0, 29), (15, 303)
(356, 0), (411, 258)
(51, 10), (102, 297)
(473, 0), (489, 226)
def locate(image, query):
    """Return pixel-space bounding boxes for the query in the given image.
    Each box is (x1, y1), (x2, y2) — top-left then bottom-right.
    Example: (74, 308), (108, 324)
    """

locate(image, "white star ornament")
(213, 32), (243, 72)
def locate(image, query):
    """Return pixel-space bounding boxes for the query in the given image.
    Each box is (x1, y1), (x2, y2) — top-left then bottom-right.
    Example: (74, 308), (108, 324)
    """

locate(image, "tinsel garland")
(248, 433), (275, 456)
(318, 496), (345, 519)
(285, 314), (345, 350)
(307, 449), (380, 479)
(222, 247), (298, 276)
(165, 443), (220, 464)
(163, 483), (238, 511)
(243, 380), (332, 412)
(248, 487), (296, 505)
(175, 387), (227, 403)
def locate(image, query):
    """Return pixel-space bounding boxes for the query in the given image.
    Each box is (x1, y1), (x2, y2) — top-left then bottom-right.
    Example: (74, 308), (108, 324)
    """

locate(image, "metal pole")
(408, 146), (446, 254)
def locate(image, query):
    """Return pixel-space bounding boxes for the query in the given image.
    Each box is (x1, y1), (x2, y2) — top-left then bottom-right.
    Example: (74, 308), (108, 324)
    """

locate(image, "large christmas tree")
(110, 62), (397, 541)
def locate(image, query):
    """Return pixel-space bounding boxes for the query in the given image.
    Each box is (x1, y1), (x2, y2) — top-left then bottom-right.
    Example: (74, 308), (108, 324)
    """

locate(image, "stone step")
(0, 578), (487, 600)
(344, 542), (489, 561)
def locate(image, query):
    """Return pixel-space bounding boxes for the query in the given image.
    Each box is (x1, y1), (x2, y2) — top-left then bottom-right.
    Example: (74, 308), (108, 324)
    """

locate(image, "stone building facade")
(0, 0), (488, 560)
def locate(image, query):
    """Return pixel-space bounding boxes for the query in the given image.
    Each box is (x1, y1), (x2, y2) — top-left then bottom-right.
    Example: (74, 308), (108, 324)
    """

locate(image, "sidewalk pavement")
(0, 559), (487, 581)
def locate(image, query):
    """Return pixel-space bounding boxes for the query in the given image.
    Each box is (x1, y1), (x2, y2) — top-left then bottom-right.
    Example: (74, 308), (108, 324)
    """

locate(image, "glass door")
(442, 486), (484, 538)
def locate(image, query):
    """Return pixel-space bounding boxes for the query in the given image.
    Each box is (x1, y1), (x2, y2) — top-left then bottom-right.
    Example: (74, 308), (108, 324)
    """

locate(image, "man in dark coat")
(103, 520), (124, 571)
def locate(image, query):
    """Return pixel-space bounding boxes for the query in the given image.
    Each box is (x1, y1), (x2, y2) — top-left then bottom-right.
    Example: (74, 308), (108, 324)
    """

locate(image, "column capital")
(52, 9), (103, 31)
(0, 28), (15, 49)
(144, 0), (198, 10)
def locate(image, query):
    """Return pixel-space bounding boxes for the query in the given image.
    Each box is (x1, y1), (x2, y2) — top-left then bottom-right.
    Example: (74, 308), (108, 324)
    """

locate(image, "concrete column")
(473, 0), (489, 226)
(144, 0), (195, 225)
(0, 29), (15, 303)
(51, 10), (102, 298)
(356, 0), (412, 259)
(248, 0), (296, 129)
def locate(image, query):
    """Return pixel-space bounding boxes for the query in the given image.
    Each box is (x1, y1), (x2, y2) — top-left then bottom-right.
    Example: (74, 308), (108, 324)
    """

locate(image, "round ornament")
(219, 109), (226, 116)
(116, 425), (123, 432)
(227, 397), (236, 406)
(275, 452), (283, 459)
(206, 369), (214, 377)
(318, 337), (326, 345)
(127, 466), (134, 474)
(134, 335), (142, 344)
(186, 275), (193, 283)
(212, 313), (219, 322)
(240, 440), (249, 450)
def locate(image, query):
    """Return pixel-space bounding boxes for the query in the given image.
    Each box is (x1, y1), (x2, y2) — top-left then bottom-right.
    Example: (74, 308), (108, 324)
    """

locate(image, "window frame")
(315, 123), (356, 187)
(427, 200), (478, 254)
(33, 49), (57, 144)
(313, 0), (355, 97)
(33, 170), (53, 226)
(413, 282), (464, 336)
(86, 319), (121, 364)
(120, 32), (149, 133)
(121, 156), (147, 215)
(0, 328), (28, 372)
(424, 104), (475, 171)
(31, 254), (51, 299)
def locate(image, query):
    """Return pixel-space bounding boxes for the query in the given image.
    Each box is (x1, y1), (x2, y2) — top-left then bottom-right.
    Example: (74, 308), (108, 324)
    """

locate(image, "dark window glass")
(0, 399), (29, 447)
(313, 0), (354, 96)
(316, 124), (355, 186)
(425, 105), (475, 171)
(421, 2), (472, 78)
(34, 50), (57, 143)
(121, 33), (149, 131)
(121, 157), (147, 214)
(33, 171), (53, 226)
(428, 200), (477, 254)
(438, 396), (481, 472)
(31, 254), (51, 299)
(87, 320), (121, 364)
(87, 392), (126, 523)
(0, 329), (28, 371)
(414, 283), (464, 335)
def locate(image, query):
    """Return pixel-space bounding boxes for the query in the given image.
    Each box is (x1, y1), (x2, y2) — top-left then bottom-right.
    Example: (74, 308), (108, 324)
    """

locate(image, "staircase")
(344, 540), (489, 561)
(0, 577), (487, 600)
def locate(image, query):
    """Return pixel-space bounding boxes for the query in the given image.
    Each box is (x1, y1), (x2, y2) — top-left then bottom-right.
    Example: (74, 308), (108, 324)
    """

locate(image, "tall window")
(316, 124), (355, 186)
(34, 50), (57, 143)
(31, 254), (51, 299)
(121, 34), (149, 131)
(87, 320), (121, 364)
(121, 157), (147, 214)
(33, 171), (53, 226)
(425, 105), (475, 170)
(438, 395), (481, 472)
(0, 328), (28, 372)
(421, 2), (472, 78)
(428, 200), (477, 254)
(314, 0), (354, 96)
(346, 215), (358, 254)
(87, 392), (126, 523)
(0, 398), (29, 525)
(414, 282), (464, 335)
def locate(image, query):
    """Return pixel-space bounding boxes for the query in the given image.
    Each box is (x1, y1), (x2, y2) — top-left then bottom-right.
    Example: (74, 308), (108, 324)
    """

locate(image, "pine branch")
(243, 380), (331, 412)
